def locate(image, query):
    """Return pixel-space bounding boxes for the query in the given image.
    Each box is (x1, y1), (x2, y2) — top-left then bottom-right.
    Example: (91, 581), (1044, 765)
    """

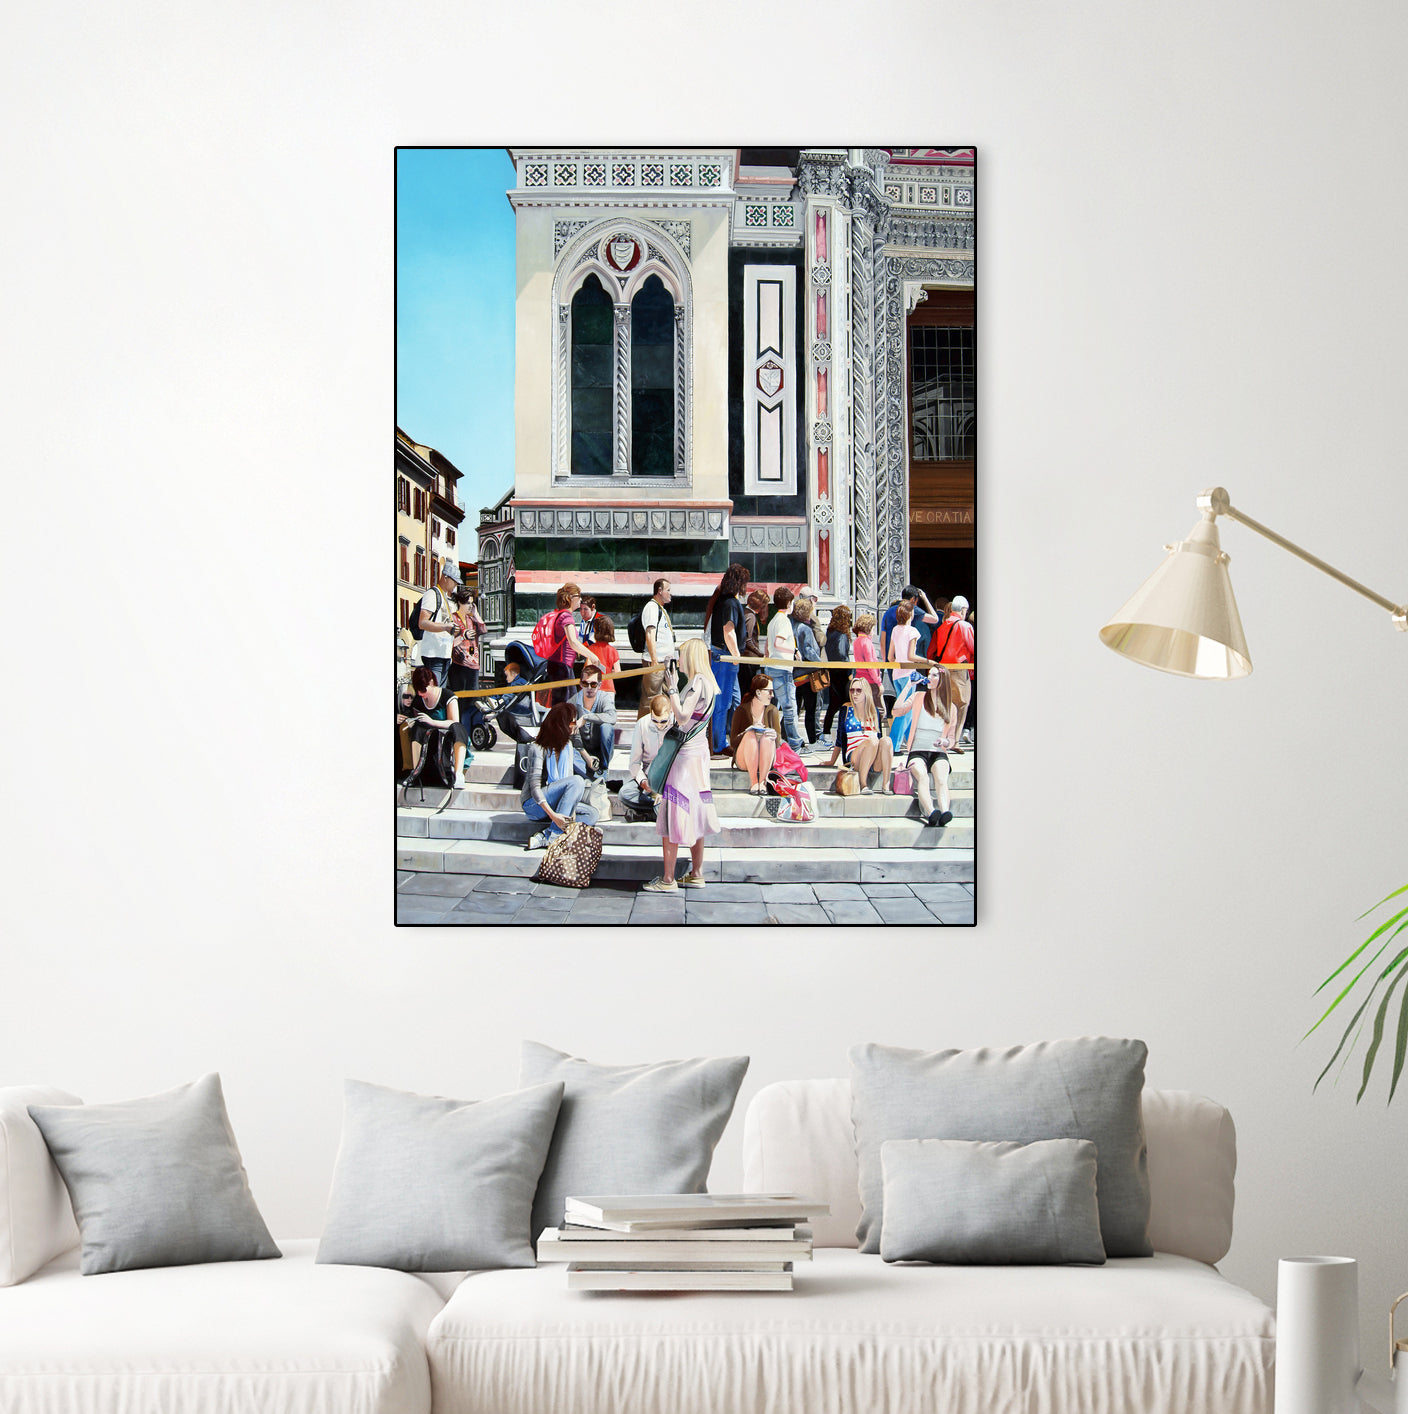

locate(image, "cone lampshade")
(1100, 514), (1253, 679)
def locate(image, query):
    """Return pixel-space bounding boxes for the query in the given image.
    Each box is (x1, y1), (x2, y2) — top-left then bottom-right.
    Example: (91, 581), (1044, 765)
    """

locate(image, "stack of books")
(538, 1194), (829, 1292)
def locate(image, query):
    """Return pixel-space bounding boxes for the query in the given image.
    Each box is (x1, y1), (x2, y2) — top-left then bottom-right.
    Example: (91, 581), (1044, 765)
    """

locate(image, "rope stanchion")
(443, 656), (974, 701)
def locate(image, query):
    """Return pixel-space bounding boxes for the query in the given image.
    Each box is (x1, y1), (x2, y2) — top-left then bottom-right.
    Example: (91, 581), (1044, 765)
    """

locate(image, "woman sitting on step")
(404, 664), (469, 790)
(729, 674), (782, 797)
(822, 679), (894, 793)
(520, 703), (600, 851)
(898, 664), (958, 827)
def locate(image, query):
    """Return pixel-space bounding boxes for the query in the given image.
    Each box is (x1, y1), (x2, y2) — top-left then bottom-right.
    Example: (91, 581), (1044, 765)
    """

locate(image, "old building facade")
(481, 147), (975, 647)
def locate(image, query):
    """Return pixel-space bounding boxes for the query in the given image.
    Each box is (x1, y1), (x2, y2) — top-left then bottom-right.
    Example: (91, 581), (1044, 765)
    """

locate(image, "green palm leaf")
(1311, 885), (1408, 1105)
(1390, 979), (1408, 1104)
(1357, 963), (1408, 1103)
(1313, 904), (1407, 996)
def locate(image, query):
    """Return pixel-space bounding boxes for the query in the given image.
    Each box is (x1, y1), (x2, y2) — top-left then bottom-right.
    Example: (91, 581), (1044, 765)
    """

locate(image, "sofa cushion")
(741, 1080), (1237, 1264)
(520, 1041), (749, 1238)
(27, 1074), (280, 1276)
(879, 1138), (1106, 1265)
(0, 1239), (447, 1414)
(850, 1039), (1152, 1257)
(317, 1078), (564, 1272)
(425, 1248), (1274, 1414)
(0, 1087), (81, 1286)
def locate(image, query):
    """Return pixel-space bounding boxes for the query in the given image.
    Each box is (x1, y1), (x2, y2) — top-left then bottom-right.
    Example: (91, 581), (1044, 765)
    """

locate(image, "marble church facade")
(478, 147), (975, 651)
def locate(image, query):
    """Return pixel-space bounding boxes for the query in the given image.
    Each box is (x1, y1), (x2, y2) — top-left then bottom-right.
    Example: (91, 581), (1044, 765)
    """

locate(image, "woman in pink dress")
(642, 638), (720, 893)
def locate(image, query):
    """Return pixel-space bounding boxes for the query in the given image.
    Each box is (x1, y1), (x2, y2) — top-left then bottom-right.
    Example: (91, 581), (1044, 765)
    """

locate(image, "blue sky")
(396, 148), (517, 519)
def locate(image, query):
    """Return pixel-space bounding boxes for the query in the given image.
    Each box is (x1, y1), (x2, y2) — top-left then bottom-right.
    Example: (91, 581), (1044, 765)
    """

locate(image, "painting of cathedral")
(475, 147), (975, 656)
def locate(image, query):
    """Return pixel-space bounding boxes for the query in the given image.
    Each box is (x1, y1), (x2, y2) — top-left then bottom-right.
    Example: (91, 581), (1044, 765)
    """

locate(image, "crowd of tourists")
(395, 561), (975, 891)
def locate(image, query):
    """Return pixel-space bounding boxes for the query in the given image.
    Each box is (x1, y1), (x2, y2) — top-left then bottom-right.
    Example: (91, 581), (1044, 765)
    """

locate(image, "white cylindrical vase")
(1274, 1255), (1360, 1414)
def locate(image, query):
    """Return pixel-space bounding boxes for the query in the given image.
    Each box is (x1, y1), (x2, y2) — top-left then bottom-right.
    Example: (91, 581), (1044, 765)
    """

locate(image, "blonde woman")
(900, 664), (959, 826)
(852, 612), (885, 724)
(642, 637), (720, 893)
(823, 676), (894, 794)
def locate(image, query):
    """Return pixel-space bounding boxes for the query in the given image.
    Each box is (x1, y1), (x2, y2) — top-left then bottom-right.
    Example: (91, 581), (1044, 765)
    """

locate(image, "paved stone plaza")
(396, 873), (975, 927)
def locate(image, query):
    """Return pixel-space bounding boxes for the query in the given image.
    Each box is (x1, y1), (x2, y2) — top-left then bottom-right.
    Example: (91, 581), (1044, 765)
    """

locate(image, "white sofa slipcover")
(0, 1240), (449, 1414)
(0, 1078), (1274, 1414)
(424, 1082), (1272, 1414)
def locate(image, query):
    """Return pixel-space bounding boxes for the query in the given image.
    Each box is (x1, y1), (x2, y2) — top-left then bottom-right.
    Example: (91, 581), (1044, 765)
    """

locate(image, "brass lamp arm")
(1198, 487), (1407, 630)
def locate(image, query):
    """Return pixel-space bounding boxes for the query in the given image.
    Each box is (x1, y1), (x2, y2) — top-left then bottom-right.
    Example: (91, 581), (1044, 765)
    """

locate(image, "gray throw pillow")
(521, 1041), (750, 1238)
(316, 1078), (563, 1271)
(850, 1037), (1152, 1257)
(27, 1073), (280, 1276)
(880, 1138), (1106, 1265)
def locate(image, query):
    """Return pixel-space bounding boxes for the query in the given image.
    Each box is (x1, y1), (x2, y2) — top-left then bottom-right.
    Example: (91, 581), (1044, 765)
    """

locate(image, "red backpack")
(531, 609), (570, 660)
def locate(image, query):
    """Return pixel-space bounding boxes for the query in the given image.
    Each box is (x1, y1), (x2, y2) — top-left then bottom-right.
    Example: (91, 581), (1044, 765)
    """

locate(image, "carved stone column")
(846, 158), (891, 614)
(673, 305), (687, 476)
(556, 303), (570, 477)
(613, 302), (631, 476)
(798, 151), (847, 601)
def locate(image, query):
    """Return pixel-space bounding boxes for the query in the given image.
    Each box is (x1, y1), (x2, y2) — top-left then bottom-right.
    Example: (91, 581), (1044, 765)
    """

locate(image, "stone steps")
(414, 782), (974, 819)
(443, 745), (975, 793)
(397, 806), (973, 851)
(395, 837), (976, 885)
(397, 738), (976, 889)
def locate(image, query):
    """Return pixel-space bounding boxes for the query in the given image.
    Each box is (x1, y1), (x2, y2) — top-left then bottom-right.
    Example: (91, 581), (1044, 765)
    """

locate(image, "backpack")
(531, 609), (570, 660)
(400, 725), (457, 800)
(628, 601), (668, 656)
(408, 587), (442, 642)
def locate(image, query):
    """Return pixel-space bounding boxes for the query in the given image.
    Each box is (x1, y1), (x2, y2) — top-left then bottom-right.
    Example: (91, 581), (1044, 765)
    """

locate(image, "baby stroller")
(469, 641), (550, 752)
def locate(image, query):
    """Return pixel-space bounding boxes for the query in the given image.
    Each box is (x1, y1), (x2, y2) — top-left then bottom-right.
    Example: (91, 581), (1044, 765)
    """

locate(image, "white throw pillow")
(0, 1085), (82, 1285)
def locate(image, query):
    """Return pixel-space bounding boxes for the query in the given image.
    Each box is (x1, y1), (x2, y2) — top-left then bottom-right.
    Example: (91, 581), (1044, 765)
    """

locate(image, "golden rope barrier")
(441, 657), (972, 700)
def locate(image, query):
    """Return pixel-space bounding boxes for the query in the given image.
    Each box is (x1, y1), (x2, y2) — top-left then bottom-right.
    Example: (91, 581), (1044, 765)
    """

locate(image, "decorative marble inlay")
(885, 183), (901, 201)
(553, 220), (591, 256)
(745, 204), (769, 228)
(811, 264), (831, 285)
(812, 501), (834, 526)
(654, 219), (691, 259)
(771, 203), (795, 228)
(812, 421), (832, 445)
(811, 341), (831, 363)
(525, 164), (549, 187)
(698, 161), (722, 187)
(515, 504), (729, 540)
(956, 187), (973, 206)
(612, 162), (635, 186)
(669, 161), (692, 186)
(583, 161), (606, 185)
(554, 163), (576, 186)
(641, 162), (664, 187)
(731, 520), (805, 552)
(920, 186), (937, 203)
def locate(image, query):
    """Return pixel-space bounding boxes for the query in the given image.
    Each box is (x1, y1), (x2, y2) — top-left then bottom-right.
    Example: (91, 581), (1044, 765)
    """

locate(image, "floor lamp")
(1100, 487), (1406, 678)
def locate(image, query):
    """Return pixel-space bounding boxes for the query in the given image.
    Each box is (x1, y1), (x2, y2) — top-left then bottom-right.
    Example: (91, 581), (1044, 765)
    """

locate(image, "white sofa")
(0, 1081), (1275, 1414)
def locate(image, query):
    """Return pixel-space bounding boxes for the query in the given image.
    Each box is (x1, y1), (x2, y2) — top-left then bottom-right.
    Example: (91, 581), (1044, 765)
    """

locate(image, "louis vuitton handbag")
(535, 821), (603, 888)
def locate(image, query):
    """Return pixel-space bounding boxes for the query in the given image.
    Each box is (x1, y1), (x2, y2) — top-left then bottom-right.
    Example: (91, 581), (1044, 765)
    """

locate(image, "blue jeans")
(523, 774), (597, 839)
(766, 668), (805, 751)
(577, 721), (615, 776)
(710, 649), (739, 751)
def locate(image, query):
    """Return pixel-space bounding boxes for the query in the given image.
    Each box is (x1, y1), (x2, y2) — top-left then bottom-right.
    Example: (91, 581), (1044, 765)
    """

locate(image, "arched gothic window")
(554, 225), (691, 484)
(570, 274), (613, 475)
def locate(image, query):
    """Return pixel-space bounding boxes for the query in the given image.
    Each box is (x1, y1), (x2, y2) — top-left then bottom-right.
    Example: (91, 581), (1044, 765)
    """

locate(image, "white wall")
(4, 0), (1404, 1364)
